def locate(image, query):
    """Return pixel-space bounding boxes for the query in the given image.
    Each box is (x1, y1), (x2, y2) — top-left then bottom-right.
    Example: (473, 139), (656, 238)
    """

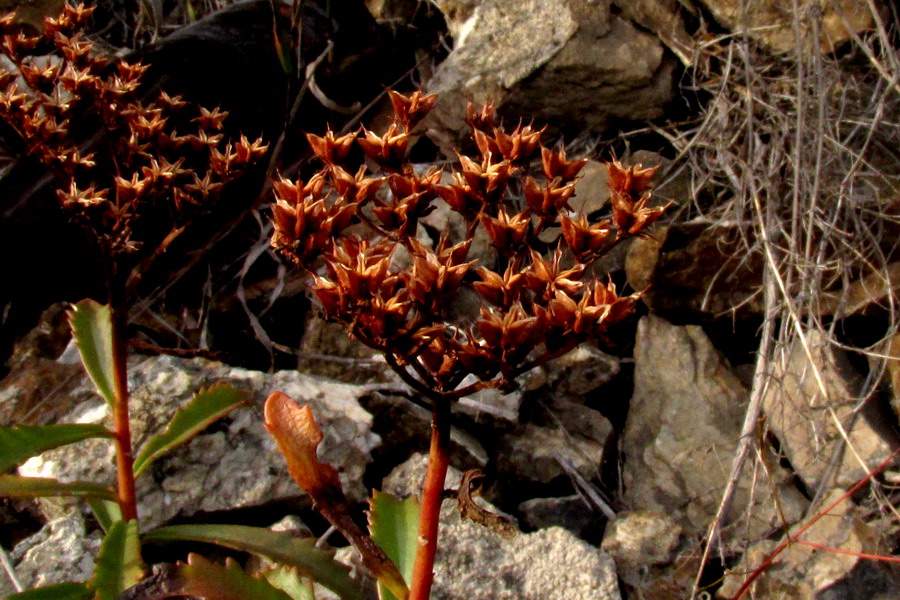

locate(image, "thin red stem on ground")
(730, 448), (900, 599)
(408, 399), (451, 600)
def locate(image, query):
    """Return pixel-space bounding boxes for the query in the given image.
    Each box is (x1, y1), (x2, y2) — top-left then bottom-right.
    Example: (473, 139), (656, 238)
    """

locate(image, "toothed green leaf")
(7, 583), (92, 600)
(0, 475), (116, 500)
(369, 491), (419, 600)
(90, 520), (145, 600)
(133, 383), (250, 477)
(68, 299), (117, 409)
(88, 498), (123, 533)
(263, 567), (316, 600)
(0, 424), (113, 473)
(144, 524), (361, 600)
(179, 554), (294, 600)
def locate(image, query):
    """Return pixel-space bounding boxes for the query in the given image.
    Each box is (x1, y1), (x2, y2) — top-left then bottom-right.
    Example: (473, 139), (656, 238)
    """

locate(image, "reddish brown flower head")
(234, 134), (268, 164)
(357, 291), (415, 343)
(330, 165), (383, 206)
(271, 174), (357, 264)
(606, 162), (670, 237)
(561, 214), (611, 261)
(388, 89), (438, 130)
(524, 176), (577, 217)
(358, 123), (409, 171)
(541, 146), (588, 181)
(372, 194), (425, 236)
(388, 169), (441, 203)
(493, 123), (544, 165)
(325, 237), (397, 302)
(525, 248), (585, 300)
(480, 208), (529, 255)
(472, 263), (526, 309)
(405, 237), (473, 312)
(192, 105), (229, 130)
(607, 160), (656, 200)
(458, 152), (516, 202)
(455, 331), (500, 381)
(435, 174), (485, 221)
(465, 100), (497, 133)
(476, 303), (540, 367)
(307, 129), (357, 165)
(57, 180), (108, 209)
(472, 128), (500, 159)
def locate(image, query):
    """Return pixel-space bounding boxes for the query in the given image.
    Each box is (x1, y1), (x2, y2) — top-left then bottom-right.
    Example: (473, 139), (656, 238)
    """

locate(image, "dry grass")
(643, 3), (900, 596)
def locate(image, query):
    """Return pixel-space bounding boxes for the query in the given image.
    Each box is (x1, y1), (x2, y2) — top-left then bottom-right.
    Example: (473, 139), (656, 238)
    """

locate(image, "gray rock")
(382, 454), (622, 600)
(360, 390), (488, 468)
(762, 330), (895, 491)
(518, 495), (599, 539)
(697, 0), (875, 54)
(425, 0), (674, 148)
(616, 0), (694, 66)
(625, 220), (765, 319)
(18, 355), (381, 529)
(622, 315), (808, 543)
(9, 510), (100, 591)
(495, 418), (611, 485)
(455, 385), (523, 429)
(601, 510), (683, 586)
(544, 344), (620, 397)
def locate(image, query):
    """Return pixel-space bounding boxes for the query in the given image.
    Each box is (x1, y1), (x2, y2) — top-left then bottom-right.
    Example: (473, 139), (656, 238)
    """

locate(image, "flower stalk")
(270, 89), (670, 597)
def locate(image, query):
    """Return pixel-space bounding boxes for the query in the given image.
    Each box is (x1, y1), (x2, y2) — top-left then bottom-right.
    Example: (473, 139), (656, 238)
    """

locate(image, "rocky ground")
(4, 1), (900, 599)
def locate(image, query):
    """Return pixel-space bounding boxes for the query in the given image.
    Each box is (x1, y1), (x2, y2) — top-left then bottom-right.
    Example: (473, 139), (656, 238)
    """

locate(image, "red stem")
(408, 399), (451, 600)
(110, 302), (139, 522)
(730, 448), (900, 599)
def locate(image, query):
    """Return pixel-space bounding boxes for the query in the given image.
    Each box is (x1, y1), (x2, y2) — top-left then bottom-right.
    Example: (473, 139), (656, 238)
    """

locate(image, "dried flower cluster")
(0, 3), (267, 256)
(272, 90), (669, 398)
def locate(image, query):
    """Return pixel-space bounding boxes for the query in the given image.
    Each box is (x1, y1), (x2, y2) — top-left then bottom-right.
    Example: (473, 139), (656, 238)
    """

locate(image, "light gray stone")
(18, 355), (381, 529)
(382, 454), (621, 600)
(622, 315), (808, 543)
(496, 419), (611, 485)
(425, 0), (674, 149)
(518, 495), (599, 539)
(9, 510), (100, 591)
(544, 343), (620, 396)
(762, 330), (895, 491)
(697, 0), (875, 54)
(601, 511), (682, 578)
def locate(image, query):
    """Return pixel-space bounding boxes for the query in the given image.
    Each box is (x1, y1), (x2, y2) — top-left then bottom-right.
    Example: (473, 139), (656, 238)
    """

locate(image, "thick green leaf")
(133, 383), (250, 477)
(0, 475), (116, 501)
(90, 520), (145, 600)
(68, 299), (116, 408)
(179, 554), (293, 600)
(88, 498), (123, 533)
(0, 424), (113, 473)
(368, 491), (419, 600)
(7, 582), (92, 600)
(263, 567), (316, 600)
(144, 524), (361, 600)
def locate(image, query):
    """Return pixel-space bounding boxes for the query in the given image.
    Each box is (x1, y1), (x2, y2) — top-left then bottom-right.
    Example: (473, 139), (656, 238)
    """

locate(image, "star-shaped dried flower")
(307, 129), (357, 165)
(388, 89), (438, 130)
(561, 214), (611, 261)
(541, 146), (588, 181)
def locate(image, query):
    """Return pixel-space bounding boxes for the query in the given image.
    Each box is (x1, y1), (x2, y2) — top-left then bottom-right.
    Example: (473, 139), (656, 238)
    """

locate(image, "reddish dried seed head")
(269, 89), (669, 399)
